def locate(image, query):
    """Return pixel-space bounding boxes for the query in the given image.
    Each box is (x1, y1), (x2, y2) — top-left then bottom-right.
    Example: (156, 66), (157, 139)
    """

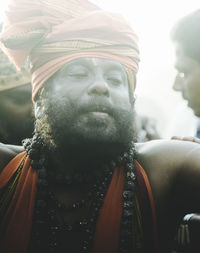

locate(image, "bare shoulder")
(0, 143), (24, 172)
(136, 139), (200, 169)
(135, 139), (200, 197)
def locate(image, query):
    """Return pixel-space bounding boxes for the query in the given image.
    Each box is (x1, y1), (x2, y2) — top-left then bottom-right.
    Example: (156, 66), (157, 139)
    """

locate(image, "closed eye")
(107, 77), (122, 85)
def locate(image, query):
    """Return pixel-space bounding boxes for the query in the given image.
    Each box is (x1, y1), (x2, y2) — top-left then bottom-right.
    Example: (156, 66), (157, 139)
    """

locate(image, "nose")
(88, 79), (109, 97)
(173, 74), (183, 92)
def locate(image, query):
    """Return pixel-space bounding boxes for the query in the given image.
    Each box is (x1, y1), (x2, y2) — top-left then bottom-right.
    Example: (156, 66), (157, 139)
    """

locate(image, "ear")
(34, 100), (44, 118)
(34, 87), (46, 118)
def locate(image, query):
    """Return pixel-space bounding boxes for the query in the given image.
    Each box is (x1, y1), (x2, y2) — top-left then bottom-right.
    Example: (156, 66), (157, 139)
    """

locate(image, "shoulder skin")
(136, 139), (200, 209)
(136, 139), (200, 251)
(0, 142), (24, 173)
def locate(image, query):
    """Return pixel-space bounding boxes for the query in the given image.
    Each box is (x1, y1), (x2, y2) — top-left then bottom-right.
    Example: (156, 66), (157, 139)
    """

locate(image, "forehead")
(174, 43), (199, 70)
(59, 57), (127, 72)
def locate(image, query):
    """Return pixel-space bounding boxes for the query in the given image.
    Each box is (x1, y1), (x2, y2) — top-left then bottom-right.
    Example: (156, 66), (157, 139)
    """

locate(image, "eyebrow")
(59, 58), (127, 79)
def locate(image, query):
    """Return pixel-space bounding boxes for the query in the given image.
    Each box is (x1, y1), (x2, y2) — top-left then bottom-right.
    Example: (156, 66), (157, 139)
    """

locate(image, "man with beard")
(1, 1), (200, 253)
(0, 47), (33, 144)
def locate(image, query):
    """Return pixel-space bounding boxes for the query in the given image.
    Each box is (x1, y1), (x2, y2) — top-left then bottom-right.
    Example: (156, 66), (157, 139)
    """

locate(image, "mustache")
(43, 95), (134, 124)
(73, 98), (133, 116)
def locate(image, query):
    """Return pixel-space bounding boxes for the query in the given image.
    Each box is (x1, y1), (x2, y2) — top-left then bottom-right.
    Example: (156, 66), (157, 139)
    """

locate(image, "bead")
(121, 219), (129, 225)
(90, 216), (95, 221)
(85, 228), (91, 234)
(124, 152), (128, 158)
(119, 238), (128, 245)
(126, 171), (136, 180)
(126, 163), (133, 170)
(37, 179), (48, 187)
(80, 219), (88, 225)
(50, 226), (59, 232)
(83, 240), (89, 246)
(50, 215), (55, 221)
(49, 241), (58, 248)
(64, 225), (73, 231)
(36, 220), (46, 226)
(123, 190), (134, 200)
(118, 156), (123, 162)
(124, 181), (135, 190)
(123, 209), (134, 217)
(110, 161), (116, 168)
(123, 201), (134, 208)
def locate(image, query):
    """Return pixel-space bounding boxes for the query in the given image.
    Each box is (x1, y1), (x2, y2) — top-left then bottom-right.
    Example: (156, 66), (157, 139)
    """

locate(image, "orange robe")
(0, 152), (157, 253)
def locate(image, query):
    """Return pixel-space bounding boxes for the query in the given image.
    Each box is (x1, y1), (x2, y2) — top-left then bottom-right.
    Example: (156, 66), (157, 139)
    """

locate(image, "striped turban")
(0, 0), (140, 101)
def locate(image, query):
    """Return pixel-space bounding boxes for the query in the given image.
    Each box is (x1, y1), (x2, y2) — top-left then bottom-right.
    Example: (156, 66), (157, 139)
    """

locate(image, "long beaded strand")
(23, 136), (138, 253)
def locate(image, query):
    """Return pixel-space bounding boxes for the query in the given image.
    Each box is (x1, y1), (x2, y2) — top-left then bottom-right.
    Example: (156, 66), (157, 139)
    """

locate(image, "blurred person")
(2, 1), (200, 253)
(135, 113), (160, 142)
(0, 47), (33, 144)
(171, 10), (200, 252)
(171, 10), (200, 138)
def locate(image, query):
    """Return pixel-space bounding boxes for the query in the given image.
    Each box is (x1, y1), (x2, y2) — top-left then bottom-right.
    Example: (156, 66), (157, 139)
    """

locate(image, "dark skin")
(1, 58), (200, 252)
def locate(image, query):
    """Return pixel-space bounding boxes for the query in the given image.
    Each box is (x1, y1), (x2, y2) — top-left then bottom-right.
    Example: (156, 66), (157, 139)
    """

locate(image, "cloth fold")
(0, 152), (38, 253)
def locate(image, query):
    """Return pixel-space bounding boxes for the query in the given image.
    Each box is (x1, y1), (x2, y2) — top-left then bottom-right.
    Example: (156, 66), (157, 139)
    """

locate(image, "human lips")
(77, 100), (115, 118)
(89, 111), (109, 118)
(83, 104), (113, 120)
(86, 104), (111, 114)
(88, 107), (110, 119)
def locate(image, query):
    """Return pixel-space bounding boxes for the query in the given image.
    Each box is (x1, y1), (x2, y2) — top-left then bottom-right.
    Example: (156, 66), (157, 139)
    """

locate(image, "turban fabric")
(0, 0), (140, 101)
(0, 24), (30, 92)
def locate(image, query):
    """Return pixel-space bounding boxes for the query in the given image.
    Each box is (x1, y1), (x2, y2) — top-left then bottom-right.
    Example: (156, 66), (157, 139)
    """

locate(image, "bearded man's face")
(35, 58), (136, 158)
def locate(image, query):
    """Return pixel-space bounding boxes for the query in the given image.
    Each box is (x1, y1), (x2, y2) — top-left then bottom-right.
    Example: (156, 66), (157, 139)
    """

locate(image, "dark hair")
(171, 10), (200, 62)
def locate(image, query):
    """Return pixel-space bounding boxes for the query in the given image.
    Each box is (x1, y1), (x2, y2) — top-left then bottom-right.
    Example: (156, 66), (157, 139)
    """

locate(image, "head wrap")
(0, 0), (139, 101)
(0, 24), (30, 92)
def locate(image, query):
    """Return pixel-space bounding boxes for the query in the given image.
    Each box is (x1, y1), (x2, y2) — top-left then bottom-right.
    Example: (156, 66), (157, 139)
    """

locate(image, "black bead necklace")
(23, 136), (139, 253)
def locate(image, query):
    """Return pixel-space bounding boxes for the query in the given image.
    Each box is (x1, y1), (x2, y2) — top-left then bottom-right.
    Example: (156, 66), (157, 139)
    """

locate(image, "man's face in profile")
(35, 57), (136, 156)
(173, 43), (200, 117)
(0, 83), (33, 144)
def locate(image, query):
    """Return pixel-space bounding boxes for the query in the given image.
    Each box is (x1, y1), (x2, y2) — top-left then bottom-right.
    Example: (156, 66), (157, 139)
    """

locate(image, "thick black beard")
(34, 95), (136, 166)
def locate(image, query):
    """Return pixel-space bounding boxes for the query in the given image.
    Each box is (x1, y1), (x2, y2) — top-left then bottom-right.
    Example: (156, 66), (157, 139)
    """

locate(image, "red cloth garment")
(0, 152), (38, 253)
(93, 160), (158, 253)
(0, 153), (157, 253)
(135, 160), (158, 253)
(93, 166), (125, 253)
(0, 0), (139, 101)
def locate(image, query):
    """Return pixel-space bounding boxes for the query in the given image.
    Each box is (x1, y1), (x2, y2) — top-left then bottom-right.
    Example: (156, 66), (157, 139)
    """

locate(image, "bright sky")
(0, 0), (200, 137)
